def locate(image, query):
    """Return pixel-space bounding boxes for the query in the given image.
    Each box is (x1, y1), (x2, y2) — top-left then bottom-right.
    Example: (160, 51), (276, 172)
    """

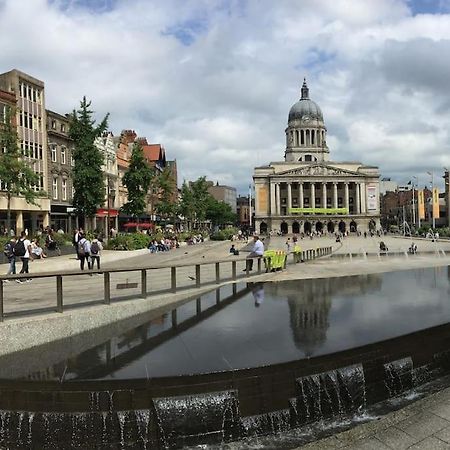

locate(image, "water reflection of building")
(265, 275), (382, 357)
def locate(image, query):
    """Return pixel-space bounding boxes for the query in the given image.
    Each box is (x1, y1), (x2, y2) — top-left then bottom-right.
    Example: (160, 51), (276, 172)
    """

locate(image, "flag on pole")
(418, 190), (425, 220)
(432, 187), (440, 219)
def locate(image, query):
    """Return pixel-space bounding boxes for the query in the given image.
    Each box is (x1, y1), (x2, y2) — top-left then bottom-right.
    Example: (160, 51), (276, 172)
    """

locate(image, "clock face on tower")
(302, 115), (310, 122)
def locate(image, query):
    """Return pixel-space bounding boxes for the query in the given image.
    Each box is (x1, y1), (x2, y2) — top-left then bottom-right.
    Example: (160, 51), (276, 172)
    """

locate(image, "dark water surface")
(7, 266), (450, 381)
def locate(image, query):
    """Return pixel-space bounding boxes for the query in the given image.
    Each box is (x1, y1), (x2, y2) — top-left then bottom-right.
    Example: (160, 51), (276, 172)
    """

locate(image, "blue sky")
(1, 0), (450, 192)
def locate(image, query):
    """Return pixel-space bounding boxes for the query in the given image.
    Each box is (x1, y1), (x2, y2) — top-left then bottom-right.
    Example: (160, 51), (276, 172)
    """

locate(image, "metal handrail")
(0, 246), (333, 322)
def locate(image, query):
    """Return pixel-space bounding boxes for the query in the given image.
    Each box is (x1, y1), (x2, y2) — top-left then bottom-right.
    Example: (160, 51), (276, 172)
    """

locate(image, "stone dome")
(288, 79), (323, 122)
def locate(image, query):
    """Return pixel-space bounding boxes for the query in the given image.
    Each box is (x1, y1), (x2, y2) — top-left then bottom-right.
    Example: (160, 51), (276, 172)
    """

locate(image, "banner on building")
(257, 186), (268, 214)
(433, 187), (440, 219)
(366, 185), (377, 211)
(288, 207), (348, 214)
(418, 190), (425, 220)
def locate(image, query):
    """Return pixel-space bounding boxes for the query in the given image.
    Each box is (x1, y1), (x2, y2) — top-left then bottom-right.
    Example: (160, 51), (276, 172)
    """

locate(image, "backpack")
(78, 240), (86, 256)
(3, 242), (14, 258)
(90, 241), (99, 255)
(14, 239), (26, 257)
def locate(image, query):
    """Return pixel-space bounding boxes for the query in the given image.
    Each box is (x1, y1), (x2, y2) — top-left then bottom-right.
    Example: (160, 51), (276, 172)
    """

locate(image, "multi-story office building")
(47, 109), (75, 232)
(0, 69), (51, 233)
(94, 132), (119, 233)
(207, 182), (237, 213)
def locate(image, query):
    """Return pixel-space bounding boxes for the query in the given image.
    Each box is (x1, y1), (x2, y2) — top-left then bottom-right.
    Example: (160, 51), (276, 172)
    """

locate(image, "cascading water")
(153, 390), (240, 448)
(294, 363), (366, 425)
(383, 357), (413, 397)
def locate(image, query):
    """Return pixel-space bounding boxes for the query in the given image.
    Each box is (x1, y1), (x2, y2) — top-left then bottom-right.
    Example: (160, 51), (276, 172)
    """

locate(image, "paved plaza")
(1, 234), (450, 449)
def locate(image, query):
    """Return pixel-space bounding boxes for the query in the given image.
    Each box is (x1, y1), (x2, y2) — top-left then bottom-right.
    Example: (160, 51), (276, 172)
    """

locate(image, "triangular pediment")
(278, 164), (362, 177)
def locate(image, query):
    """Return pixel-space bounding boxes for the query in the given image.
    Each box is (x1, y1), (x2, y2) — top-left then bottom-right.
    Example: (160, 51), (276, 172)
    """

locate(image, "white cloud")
(1, 0), (450, 192)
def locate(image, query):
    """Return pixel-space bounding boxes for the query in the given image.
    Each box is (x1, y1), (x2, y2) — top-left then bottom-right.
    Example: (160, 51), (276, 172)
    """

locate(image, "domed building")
(253, 80), (380, 235)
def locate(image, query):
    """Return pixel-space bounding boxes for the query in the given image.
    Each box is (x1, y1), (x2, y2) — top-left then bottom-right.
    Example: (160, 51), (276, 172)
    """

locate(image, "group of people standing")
(3, 231), (32, 283)
(72, 229), (103, 271)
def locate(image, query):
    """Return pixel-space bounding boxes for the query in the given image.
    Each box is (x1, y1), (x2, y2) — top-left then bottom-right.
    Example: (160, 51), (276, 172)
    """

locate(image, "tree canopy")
(179, 176), (236, 228)
(122, 141), (154, 219)
(154, 166), (177, 221)
(69, 97), (109, 222)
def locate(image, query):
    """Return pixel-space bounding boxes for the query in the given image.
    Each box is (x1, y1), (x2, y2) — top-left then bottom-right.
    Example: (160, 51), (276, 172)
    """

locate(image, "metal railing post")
(56, 275), (63, 313)
(232, 261), (236, 280)
(0, 280), (4, 322)
(141, 270), (147, 298)
(215, 263), (220, 284)
(171, 267), (177, 293)
(104, 272), (111, 304)
(195, 265), (201, 288)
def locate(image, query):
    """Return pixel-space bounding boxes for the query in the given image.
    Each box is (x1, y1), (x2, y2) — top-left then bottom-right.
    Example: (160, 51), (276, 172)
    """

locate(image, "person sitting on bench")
(244, 235), (264, 271)
(379, 241), (388, 252)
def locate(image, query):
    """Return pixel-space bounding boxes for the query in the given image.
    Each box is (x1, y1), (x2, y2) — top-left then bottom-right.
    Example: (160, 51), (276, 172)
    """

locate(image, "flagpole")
(413, 176), (420, 228)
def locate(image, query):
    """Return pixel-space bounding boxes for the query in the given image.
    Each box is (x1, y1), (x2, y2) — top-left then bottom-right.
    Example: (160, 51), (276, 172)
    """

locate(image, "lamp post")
(248, 184), (252, 230)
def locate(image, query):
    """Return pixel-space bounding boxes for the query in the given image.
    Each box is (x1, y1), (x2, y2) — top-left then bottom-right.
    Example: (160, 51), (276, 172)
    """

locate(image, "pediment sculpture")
(279, 165), (359, 177)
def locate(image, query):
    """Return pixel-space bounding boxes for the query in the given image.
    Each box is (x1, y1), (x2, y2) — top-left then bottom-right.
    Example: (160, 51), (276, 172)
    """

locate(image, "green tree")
(154, 166), (178, 222)
(179, 181), (195, 230)
(206, 196), (236, 227)
(191, 176), (210, 225)
(122, 142), (154, 223)
(0, 106), (41, 233)
(69, 97), (109, 225)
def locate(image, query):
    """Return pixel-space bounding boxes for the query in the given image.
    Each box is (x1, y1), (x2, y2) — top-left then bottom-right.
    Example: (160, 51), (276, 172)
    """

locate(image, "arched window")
(311, 130), (315, 145)
(306, 129), (310, 146)
(295, 130), (299, 146)
(301, 130), (305, 145)
(305, 155), (312, 162)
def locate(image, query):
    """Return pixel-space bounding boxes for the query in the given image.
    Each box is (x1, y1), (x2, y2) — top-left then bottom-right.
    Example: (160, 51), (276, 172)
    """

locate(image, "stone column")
(344, 182), (349, 213)
(360, 182), (366, 213)
(43, 212), (50, 228)
(287, 182), (292, 213)
(355, 182), (361, 214)
(15, 211), (23, 234)
(276, 183), (281, 215)
(311, 182), (315, 209)
(322, 183), (327, 209)
(299, 182), (304, 208)
(333, 182), (338, 209)
(270, 182), (276, 215)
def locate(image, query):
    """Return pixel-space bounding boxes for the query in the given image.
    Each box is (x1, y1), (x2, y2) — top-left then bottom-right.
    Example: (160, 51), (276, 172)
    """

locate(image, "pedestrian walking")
(4, 236), (16, 277)
(90, 238), (103, 271)
(78, 233), (92, 270)
(73, 228), (82, 260)
(15, 231), (32, 283)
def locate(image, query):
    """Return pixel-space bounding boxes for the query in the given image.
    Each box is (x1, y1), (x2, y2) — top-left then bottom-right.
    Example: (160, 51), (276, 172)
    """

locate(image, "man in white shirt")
(17, 231), (32, 283)
(245, 235), (264, 271)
